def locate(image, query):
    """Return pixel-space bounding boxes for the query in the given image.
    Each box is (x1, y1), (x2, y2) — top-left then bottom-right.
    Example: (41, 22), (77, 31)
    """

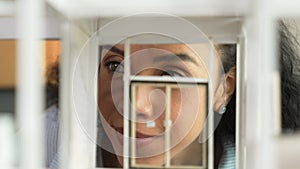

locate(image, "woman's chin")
(117, 154), (166, 167)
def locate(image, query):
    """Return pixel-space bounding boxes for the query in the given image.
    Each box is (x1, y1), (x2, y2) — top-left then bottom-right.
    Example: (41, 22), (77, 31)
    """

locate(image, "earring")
(218, 104), (226, 114)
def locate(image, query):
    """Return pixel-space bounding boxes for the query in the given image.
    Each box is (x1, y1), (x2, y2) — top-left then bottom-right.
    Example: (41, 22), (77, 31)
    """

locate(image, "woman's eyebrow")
(102, 45), (124, 57)
(101, 46), (199, 66)
(153, 53), (200, 66)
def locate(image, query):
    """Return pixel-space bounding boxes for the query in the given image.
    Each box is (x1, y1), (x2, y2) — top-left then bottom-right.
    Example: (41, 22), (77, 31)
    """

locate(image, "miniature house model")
(0, 0), (300, 169)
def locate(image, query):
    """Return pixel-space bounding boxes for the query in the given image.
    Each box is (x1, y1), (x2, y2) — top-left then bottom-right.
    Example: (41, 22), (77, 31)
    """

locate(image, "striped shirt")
(219, 136), (236, 169)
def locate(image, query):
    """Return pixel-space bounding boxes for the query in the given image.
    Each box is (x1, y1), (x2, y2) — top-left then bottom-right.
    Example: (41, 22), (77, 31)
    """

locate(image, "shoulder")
(45, 104), (60, 168)
(218, 136), (236, 169)
(45, 104), (59, 123)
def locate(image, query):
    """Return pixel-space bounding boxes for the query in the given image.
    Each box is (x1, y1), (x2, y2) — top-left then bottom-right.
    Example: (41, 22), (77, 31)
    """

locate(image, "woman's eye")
(105, 61), (124, 73)
(161, 70), (183, 77)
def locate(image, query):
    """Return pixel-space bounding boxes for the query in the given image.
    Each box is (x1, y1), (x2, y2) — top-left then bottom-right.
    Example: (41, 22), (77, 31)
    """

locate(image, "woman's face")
(98, 44), (213, 166)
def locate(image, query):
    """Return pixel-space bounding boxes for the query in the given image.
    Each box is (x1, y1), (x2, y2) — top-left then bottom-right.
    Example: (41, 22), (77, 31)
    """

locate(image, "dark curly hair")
(214, 44), (236, 168)
(279, 20), (300, 132)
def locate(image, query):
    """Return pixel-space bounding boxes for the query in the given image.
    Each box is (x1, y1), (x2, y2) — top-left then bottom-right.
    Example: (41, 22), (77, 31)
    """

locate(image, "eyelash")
(104, 60), (124, 73)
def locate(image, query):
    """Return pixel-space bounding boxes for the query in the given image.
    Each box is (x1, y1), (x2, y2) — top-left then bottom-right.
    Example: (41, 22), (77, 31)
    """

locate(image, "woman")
(45, 60), (60, 168)
(97, 43), (236, 168)
(96, 20), (300, 168)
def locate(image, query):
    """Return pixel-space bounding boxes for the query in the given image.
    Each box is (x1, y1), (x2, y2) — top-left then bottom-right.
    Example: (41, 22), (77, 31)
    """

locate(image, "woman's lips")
(114, 127), (159, 147)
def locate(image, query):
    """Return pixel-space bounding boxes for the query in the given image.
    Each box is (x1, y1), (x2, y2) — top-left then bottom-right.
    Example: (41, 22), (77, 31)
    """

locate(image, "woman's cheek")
(169, 90), (182, 121)
(98, 83), (114, 122)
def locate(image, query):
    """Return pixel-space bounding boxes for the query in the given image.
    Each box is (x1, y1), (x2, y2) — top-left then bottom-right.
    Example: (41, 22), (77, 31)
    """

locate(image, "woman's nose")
(134, 86), (166, 122)
(135, 86), (154, 121)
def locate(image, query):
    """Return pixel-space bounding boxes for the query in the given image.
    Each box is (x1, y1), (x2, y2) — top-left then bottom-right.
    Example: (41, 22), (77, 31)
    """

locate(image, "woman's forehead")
(106, 44), (210, 78)
(114, 43), (208, 52)
(112, 44), (210, 62)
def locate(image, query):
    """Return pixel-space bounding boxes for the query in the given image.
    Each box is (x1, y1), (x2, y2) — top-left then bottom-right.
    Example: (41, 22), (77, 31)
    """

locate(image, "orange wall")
(0, 40), (16, 88)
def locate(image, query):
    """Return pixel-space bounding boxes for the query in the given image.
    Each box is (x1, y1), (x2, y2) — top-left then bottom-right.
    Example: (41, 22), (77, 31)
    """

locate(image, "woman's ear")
(225, 66), (236, 100)
(213, 66), (236, 113)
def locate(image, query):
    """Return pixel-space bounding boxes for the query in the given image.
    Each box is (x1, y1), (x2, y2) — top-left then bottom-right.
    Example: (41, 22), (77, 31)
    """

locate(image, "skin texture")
(98, 44), (236, 167)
